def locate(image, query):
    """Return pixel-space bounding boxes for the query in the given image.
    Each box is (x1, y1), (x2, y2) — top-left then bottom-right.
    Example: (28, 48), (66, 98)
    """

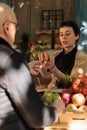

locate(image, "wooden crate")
(59, 109), (87, 123)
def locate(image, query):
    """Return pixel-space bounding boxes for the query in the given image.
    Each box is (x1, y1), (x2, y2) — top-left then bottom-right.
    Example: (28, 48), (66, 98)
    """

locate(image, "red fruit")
(72, 93), (86, 107)
(72, 75), (87, 95)
(61, 89), (72, 106)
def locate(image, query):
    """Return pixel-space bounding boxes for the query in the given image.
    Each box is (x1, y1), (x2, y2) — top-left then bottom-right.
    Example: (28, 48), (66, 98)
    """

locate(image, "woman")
(39, 20), (87, 88)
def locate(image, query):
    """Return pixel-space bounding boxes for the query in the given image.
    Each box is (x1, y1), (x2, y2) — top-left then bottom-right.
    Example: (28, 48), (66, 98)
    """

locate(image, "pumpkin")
(72, 75), (87, 95)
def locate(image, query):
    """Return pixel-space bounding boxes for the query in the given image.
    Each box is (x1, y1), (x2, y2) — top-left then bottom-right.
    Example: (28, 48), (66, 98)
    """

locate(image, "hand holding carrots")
(38, 52), (55, 70)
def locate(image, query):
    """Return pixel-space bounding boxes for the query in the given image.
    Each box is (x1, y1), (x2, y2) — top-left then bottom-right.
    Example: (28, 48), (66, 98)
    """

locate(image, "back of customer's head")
(0, 3), (17, 31)
(58, 20), (80, 37)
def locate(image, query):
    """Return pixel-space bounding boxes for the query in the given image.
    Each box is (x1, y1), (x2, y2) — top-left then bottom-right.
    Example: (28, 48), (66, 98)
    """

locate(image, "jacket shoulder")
(76, 50), (87, 58)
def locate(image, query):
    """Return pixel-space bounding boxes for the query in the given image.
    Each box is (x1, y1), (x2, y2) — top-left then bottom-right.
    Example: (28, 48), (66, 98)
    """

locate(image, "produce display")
(41, 74), (87, 112)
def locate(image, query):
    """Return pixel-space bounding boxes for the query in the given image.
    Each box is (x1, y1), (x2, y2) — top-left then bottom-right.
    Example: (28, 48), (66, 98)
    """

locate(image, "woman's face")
(59, 26), (79, 51)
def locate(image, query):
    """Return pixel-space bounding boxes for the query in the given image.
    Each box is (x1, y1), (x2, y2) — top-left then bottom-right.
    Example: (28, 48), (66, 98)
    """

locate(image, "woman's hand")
(38, 52), (55, 70)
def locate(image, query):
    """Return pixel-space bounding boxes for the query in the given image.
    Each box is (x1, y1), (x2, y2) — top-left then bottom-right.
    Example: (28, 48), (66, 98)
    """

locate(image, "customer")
(39, 20), (87, 88)
(0, 3), (65, 130)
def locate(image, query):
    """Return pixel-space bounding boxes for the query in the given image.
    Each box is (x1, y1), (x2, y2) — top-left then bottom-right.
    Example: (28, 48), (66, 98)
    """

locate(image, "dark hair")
(58, 20), (80, 37)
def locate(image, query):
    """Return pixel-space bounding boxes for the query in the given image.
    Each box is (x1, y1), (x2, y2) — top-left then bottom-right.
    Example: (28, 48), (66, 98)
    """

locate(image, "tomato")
(72, 75), (87, 95)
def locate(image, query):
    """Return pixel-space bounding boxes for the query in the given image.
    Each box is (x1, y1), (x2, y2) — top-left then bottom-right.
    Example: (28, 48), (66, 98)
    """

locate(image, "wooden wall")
(11, 0), (76, 43)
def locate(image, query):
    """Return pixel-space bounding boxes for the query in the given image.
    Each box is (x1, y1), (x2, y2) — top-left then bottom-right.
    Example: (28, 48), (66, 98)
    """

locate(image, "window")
(40, 9), (64, 30)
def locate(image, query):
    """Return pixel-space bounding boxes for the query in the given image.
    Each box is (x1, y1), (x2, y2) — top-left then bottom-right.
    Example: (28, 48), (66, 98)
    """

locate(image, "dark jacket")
(0, 38), (58, 130)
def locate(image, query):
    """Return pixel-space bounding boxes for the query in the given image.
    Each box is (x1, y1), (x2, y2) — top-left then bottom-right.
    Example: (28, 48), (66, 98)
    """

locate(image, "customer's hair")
(0, 3), (16, 30)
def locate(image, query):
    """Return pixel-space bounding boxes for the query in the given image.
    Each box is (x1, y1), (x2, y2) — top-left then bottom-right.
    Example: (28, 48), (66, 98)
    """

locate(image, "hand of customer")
(38, 52), (50, 63)
(29, 60), (43, 75)
(50, 99), (65, 116)
(38, 52), (55, 70)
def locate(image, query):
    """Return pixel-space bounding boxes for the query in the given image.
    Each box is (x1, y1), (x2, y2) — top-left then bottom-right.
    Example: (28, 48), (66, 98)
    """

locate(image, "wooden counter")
(36, 110), (87, 130)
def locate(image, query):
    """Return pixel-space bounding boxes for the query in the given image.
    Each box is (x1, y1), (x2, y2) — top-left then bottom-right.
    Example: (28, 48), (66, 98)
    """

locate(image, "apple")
(78, 105), (87, 112)
(61, 89), (72, 106)
(72, 93), (86, 107)
(66, 103), (77, 110)
(41, 94), (53, 104)
(41, 91), (53, 104)
(52, 93), (61, 101)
